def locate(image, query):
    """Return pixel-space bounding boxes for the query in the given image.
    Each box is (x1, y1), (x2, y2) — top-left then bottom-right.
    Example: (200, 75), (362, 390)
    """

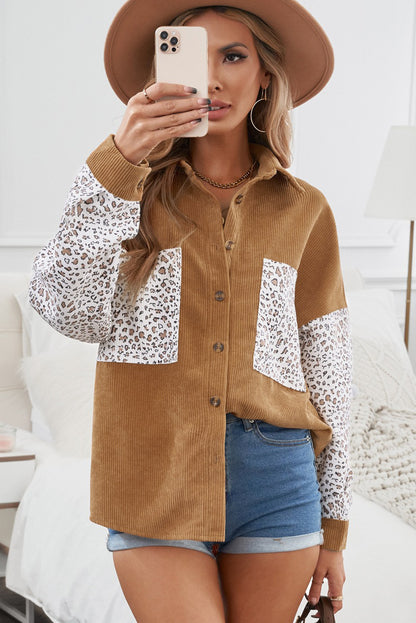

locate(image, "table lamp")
(365, 125), (416, 349)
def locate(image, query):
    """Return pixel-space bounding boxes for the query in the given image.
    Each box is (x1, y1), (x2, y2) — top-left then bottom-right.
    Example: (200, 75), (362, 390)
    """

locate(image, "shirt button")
(215, 290), (225, 301)
(210, 396), (221, 407)
(213, 342), (224, 352)
(225, 240), (234, 250)
(235, 194), (244, 204)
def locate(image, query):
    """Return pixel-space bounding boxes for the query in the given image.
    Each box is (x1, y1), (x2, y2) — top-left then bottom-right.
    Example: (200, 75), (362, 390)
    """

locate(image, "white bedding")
(6, 433), (416, 622)
(6, 436), (135, 623)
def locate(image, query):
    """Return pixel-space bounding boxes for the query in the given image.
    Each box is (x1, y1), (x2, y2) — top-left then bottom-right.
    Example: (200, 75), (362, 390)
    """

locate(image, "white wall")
(0, 0), (124, 250)
(293, 0), (416, 367)
(1, 0), (415, 366)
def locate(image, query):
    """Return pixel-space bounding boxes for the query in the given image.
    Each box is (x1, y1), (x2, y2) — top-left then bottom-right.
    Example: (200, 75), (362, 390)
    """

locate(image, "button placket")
(222, 198), (237, 240)
(209, 213), (233, 411)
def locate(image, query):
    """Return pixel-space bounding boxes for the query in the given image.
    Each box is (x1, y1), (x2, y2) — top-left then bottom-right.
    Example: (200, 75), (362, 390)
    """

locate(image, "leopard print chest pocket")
(98, 247), (182, 364)
(253, 258), (306, 392)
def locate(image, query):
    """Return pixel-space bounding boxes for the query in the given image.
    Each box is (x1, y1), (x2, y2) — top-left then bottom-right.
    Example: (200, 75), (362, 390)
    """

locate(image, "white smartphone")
(155, 25), (208, 138)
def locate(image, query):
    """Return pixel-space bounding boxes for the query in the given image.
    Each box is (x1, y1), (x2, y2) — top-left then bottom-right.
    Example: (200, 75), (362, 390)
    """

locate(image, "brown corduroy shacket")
(29, 134), (353, 551)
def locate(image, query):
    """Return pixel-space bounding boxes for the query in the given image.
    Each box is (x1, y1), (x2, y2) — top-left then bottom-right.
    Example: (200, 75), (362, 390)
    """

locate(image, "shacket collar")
(179, 143), (305, 194)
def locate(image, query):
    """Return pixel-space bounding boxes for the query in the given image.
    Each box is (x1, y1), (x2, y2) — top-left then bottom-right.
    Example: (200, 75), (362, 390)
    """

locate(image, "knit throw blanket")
(349, 393), (416, 528)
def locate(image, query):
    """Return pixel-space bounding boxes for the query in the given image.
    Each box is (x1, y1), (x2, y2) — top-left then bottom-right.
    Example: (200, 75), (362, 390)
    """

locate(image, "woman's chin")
(202, 116), (249, 138)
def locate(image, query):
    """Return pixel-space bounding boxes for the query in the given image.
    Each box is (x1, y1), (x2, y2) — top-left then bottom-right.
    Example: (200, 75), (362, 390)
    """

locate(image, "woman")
(29, 1), (352, 621)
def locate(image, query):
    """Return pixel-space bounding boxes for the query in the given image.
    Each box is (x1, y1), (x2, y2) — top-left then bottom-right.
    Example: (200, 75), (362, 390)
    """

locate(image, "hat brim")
(104, 0), (334, 107)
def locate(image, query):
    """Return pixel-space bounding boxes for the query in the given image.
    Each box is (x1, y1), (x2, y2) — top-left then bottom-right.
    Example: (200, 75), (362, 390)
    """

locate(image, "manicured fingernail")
(197, 98), (211, 105)
(309, 597), (318, 605)
(199, 107), (211, 113)
(184, 86), (198, 93)
(192, 118), (202, 124)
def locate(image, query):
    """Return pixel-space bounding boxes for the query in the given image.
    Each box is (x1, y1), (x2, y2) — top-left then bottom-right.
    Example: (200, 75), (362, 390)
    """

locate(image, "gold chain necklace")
(193, 160), (258, 189)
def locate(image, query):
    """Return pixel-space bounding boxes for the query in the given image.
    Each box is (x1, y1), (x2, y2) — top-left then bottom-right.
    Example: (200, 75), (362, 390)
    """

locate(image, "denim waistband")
(226, 412), (242, 423)
(227, 412), (258, 431)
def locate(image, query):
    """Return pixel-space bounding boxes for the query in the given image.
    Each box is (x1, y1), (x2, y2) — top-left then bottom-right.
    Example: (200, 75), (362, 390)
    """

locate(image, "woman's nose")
(208, 79), (222, 94)
(208, 61), (222, 93)
(209, 83), (221, 93)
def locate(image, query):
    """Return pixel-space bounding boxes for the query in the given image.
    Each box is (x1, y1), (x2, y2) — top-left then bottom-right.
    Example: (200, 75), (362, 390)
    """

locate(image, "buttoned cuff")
(321, 518), (349, 551)
(86, 134), (151, 202)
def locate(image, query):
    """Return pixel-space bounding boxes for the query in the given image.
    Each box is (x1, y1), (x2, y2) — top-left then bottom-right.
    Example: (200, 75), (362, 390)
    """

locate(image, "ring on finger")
(143, 87), (155, 104)
(329, 595), (343, 601)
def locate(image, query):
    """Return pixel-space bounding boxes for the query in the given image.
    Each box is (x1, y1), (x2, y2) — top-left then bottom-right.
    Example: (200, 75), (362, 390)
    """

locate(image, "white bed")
(1, 269), (416, 622)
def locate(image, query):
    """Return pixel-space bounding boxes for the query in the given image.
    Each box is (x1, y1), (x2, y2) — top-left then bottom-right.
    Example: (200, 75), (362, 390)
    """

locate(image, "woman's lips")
(208, 99), (231, 121)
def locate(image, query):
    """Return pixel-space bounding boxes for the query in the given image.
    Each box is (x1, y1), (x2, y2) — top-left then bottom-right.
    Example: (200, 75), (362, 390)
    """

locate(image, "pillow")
(19, 340), (98, 458)
(14, 289), (92, 442)
(346, 288), (416, 411)
(14, 289), (74, 357)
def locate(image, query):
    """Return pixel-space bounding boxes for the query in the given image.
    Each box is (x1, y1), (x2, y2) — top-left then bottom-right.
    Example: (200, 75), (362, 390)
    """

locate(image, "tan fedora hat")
(104, 0), (334, 107)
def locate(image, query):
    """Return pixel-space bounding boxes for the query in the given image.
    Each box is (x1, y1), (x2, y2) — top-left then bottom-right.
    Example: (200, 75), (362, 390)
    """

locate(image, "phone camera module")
(160, 42), (169, 52)
(170, 36), (179, 46)
(160, 31), (169, 40)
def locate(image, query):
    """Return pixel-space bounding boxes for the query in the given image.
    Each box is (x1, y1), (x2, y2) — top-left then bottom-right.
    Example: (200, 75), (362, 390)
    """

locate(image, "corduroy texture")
(321, 518), (348, 551)
(86, 138), (150, 201)
(81, 135), (349, 550)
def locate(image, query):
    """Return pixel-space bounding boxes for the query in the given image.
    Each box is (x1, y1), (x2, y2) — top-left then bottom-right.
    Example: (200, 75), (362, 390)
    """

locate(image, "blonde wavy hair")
(121, 5), (294, 298)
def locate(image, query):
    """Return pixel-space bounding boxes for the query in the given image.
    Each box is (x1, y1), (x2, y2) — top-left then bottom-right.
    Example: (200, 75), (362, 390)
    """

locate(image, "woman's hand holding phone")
(113, 83), (210, 165)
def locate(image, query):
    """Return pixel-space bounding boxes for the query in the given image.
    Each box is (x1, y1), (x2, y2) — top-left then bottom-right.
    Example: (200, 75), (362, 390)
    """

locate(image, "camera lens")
(170, 36), (178, 45)
(160, 42), (169, 52)
(160, 31), (168, 40)
(172, 47), (177, 52)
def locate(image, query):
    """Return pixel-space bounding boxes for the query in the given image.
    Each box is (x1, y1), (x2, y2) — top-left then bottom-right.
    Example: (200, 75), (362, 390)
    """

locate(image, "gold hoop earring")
(250, 87), (268, 133)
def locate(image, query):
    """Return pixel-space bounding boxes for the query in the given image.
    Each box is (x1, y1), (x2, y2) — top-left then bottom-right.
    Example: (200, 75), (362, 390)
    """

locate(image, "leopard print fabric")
(253, 258), (307, 392)
(29, 163), (141, 343)
(299, 308), (354, 520)
(97, 248), (181, 364)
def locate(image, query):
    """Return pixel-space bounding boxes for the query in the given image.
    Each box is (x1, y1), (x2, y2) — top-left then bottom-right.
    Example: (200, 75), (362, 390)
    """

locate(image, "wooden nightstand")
(0, 447), (36, 623)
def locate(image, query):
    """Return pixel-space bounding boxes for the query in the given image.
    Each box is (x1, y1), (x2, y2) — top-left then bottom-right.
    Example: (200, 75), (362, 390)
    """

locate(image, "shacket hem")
(90, 514), (229, 542)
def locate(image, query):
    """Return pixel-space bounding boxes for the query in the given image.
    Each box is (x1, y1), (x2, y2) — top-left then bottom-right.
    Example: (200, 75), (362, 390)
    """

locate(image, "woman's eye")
(224, 52), (247, 63)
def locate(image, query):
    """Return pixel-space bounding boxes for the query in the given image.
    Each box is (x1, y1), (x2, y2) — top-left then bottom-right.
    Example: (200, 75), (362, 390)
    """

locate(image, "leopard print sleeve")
(298, 307), (354, 522)
(29, 163), (142, 343)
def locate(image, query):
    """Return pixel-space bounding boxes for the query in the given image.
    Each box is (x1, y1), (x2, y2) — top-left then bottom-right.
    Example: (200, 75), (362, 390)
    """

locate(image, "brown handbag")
(295, 594), (335, 623)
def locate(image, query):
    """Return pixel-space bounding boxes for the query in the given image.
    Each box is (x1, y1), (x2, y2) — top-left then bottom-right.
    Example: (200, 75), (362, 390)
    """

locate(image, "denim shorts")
(106, 412), (323, 559)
